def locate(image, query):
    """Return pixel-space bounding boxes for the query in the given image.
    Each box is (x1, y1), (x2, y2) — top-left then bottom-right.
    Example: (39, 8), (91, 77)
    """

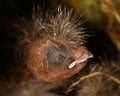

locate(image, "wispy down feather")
(18, 6), (86, 47)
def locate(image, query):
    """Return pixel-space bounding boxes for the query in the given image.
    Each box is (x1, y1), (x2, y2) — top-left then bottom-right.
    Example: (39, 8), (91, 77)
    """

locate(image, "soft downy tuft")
(18, 6), (86, 47)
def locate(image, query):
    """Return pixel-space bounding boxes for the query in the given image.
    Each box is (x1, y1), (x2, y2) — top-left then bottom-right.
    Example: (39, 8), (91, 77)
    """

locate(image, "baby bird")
(0, 6), (93, 96)
(1, 5), (120, 96)
(15, 6), (93, 83)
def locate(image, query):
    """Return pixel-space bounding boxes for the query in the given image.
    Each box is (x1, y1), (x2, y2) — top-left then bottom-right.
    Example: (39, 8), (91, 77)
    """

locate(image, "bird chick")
(16, 6), (93, 83)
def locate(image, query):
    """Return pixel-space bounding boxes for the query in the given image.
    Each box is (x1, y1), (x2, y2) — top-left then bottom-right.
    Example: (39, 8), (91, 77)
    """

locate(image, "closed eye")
(46, 45), (68, 65)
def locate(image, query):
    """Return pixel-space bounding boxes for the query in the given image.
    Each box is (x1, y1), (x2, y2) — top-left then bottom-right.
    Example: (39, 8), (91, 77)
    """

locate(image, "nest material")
(66, 61), (120, 96)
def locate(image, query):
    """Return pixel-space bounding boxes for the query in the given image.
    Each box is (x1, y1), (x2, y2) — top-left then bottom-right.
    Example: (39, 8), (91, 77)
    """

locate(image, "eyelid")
(54, 54), (65, 64)
(46, 45), (68, 65)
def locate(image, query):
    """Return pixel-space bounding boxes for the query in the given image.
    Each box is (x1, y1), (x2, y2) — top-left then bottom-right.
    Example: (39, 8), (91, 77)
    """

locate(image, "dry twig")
(66, 71), (120, 94)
